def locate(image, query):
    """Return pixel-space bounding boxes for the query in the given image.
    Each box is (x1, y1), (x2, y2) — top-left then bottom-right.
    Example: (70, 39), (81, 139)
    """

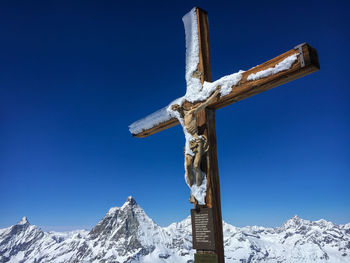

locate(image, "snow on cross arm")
(128, 107), (171, 135)
(247, 53), (299, 81)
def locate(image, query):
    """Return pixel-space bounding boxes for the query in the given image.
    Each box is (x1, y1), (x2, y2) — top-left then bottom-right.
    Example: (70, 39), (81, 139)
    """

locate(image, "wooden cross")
(130, 7), (319, 263)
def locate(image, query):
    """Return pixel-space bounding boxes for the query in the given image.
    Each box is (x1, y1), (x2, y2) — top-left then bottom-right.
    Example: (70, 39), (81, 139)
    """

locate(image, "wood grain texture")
(195, 7), (225, 263)
(203, 109), (224, 263)
(132, 43), (319, 138)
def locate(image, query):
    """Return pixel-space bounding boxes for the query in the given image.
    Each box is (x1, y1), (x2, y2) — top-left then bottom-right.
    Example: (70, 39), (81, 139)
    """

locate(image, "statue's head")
(171, 104), (184, 118)
(171, 104), (180, 111)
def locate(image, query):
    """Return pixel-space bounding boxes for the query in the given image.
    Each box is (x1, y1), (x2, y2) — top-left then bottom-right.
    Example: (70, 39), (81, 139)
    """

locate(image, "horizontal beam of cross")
(132, 43), (319, 138)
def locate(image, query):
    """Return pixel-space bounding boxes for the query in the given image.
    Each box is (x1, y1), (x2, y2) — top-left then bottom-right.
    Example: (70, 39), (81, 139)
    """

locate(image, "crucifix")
(129, 7), (319, 263)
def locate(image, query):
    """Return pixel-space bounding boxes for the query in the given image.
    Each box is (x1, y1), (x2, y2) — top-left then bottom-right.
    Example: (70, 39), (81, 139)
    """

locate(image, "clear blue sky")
(1, 0), (349, 231)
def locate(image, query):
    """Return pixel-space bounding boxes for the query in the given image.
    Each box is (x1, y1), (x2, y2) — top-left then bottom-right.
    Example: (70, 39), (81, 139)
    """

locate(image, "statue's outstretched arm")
(194, 86), (221, 114)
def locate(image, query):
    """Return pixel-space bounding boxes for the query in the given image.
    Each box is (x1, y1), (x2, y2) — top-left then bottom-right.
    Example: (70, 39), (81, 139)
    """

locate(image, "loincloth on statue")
(188, 135), (209, 154)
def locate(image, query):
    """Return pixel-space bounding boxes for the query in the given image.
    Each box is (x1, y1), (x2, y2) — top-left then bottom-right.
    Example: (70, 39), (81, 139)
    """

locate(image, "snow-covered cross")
(129, 7), (319, 263)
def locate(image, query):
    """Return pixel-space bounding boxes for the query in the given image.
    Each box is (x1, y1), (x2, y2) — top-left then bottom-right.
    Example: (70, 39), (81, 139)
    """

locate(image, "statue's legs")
(193, 139), (204, 186)
(185, 154), (196, 203)
(185, 154), (194, 186)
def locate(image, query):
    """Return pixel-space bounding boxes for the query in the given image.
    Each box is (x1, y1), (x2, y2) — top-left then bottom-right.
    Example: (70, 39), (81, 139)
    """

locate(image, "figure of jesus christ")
(171, 86), (221, 202)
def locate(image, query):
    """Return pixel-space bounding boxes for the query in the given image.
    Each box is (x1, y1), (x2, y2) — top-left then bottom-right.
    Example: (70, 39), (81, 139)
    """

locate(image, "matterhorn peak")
(17, 216), (29, 225)
(105, 197), (138, 217)
(121, 195), (137, 209)
(126, 195), (137, 205)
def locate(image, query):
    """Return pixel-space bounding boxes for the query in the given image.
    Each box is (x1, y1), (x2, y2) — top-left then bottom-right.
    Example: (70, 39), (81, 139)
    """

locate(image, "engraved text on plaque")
(191, 207), (216, 250)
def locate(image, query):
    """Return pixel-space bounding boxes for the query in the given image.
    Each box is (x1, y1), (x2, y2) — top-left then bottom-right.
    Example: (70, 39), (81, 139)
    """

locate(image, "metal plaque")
(191, 207), (216, 250)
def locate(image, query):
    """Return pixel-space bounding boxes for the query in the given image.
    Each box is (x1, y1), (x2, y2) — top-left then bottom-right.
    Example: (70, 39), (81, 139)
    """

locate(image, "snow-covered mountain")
(1, 196), (349, 263)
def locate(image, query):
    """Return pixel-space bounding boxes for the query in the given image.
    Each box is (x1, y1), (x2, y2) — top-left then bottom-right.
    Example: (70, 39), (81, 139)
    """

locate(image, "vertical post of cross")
(194, 7), (225, 263)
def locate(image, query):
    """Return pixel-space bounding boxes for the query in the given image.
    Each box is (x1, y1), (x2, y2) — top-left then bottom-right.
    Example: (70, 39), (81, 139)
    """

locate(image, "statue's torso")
(183, 110), (198, 138)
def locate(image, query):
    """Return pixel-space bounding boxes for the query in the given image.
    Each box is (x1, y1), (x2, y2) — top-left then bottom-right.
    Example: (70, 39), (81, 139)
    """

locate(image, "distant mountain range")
(1, 196), (349, 262)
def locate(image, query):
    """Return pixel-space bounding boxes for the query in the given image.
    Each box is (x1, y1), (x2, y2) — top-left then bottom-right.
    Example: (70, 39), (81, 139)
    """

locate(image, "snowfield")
(0, 196), (349, 263)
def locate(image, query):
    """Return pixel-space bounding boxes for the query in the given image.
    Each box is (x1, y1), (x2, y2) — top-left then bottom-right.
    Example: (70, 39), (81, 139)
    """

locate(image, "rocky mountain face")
(222, 216), (350, 262)
(0, 197), (349, 263)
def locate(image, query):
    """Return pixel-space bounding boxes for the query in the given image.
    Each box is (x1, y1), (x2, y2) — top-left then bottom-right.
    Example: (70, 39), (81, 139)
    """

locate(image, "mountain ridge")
(1, 196), (349, 262)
